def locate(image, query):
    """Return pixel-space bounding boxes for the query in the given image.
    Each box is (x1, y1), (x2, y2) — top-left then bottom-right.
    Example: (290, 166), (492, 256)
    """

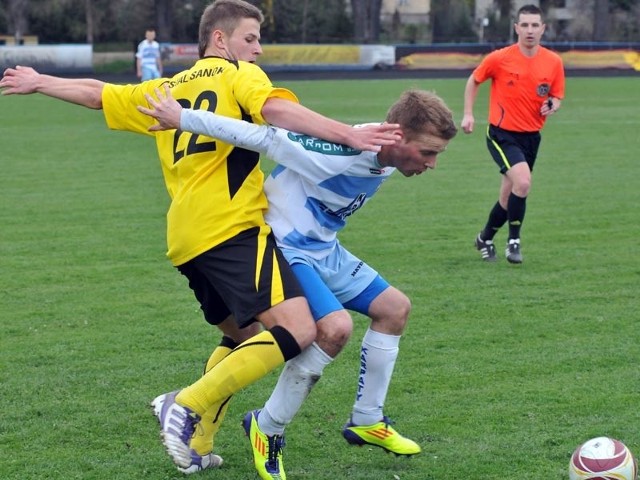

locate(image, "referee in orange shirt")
(462, 4), (565, 264)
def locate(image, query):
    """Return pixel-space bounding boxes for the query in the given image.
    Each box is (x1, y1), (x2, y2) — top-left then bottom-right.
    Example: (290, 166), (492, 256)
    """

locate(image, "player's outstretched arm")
(138, 85), (273, 155)
(0, 65), (105, 109)
(261, 97), (400, 152)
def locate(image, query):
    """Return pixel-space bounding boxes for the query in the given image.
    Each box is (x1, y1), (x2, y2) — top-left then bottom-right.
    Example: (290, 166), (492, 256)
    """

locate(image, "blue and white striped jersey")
(136, 40), (160, 68)
(263, 131), (395, 259)
(179, 109), (396, 259)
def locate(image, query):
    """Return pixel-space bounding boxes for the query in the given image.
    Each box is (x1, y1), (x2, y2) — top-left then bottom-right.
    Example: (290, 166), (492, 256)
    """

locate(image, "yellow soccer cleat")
(342, 416), (421, 456)
(242, 410), (286, 480)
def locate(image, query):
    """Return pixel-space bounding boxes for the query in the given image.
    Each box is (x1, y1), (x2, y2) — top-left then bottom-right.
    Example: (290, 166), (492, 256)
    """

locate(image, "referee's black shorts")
(177, 226), (304, 328)
(486, 124), (541, 174)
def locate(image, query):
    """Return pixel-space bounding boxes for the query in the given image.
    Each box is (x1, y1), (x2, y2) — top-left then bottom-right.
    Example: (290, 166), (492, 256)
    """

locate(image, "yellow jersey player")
(0, 1), (400, 477)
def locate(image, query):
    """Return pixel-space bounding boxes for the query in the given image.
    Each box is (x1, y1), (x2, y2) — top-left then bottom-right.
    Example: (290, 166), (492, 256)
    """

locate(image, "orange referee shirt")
(473, 43), (565, 132)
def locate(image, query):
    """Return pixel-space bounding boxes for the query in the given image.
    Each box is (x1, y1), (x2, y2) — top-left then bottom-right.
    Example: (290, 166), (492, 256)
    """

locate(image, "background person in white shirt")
(136, 28), (163, 81)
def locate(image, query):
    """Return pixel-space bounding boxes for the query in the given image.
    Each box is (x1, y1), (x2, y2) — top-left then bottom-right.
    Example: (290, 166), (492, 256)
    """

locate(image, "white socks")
(260, 341), (333, 436)
(350, 328), (400, 426)
(259, 328), (401, 435)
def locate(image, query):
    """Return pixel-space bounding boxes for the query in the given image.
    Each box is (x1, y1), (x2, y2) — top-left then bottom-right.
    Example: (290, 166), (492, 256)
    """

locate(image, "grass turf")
(0, 76), (638, 479)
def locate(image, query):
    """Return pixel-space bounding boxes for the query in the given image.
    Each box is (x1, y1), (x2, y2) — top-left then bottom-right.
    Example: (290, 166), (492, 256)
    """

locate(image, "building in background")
(471, 0), (604, 43)
(382, 0), (588, 43)
(381, 0), (430, 25)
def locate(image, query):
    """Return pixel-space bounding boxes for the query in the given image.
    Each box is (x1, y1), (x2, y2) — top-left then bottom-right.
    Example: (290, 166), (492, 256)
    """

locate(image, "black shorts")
(176, 226), (304, 328)
(486, 125), (541, 174)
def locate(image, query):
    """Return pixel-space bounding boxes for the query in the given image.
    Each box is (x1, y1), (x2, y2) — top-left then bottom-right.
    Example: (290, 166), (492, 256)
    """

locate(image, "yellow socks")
(176, 329), (287, 415)
(190, 342), (234, 456)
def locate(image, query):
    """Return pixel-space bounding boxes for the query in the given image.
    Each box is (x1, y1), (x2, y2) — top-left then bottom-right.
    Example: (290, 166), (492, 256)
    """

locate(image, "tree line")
(1, 0), (638, 47)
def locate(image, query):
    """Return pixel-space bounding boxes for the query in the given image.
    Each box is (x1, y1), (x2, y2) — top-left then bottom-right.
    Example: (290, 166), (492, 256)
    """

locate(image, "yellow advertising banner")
(258, 45), (361, 65)
(623, 51), (640, 71)
(397, 49), (640, 71)
(396, 52), (484, 69)
(561, 49), (639, 69)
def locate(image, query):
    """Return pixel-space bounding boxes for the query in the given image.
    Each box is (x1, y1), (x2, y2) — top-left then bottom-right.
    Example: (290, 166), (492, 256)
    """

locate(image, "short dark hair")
(517, 4), (543, 19)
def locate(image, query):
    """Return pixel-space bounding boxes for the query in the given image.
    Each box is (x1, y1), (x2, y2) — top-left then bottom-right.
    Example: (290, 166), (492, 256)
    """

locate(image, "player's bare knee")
(390, 292), (411, 330)
(513, 181), (531, 197)
(400, 293), (412, 318)
(316, 310), (353, 356)
(257, 297), (317, 349)
(370, 289), (411, 334)
(282, 316), (316, 350)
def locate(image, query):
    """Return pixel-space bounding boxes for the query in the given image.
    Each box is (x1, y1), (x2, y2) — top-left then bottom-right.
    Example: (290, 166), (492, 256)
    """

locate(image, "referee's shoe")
(506, 238), (523, 264)
(475, 233), (497, 262)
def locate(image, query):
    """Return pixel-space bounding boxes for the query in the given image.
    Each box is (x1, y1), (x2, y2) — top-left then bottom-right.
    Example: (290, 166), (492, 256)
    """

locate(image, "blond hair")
(386, 89), (458, 141)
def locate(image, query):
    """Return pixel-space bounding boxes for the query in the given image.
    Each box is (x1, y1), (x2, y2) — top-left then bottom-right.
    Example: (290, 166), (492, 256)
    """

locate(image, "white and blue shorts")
(279, 243), (389, 321)
(141, 65), (161, 81)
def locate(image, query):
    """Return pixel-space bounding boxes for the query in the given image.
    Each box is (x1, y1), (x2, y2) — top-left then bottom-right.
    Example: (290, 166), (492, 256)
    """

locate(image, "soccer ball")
(569, 436), (638, 480)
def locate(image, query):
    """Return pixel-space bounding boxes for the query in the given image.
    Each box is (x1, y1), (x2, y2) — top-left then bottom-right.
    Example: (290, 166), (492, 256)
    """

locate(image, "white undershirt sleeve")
(180, 109), (274, 155)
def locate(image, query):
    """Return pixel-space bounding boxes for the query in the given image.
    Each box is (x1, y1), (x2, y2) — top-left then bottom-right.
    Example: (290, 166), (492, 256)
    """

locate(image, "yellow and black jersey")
(101, 57), (298, 266)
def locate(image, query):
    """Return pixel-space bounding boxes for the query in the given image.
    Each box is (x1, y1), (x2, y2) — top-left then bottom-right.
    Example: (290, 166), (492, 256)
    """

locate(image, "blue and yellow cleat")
(342, 416), (421, 456)
(242, 410), (286, 480)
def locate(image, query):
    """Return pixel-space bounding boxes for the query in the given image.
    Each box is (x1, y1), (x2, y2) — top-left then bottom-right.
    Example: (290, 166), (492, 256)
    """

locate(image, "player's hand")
(0, 65), (40, 95)
(137, 83), (183, 131)
(461, 114), (474, 134)
(347, 123), (401, 152)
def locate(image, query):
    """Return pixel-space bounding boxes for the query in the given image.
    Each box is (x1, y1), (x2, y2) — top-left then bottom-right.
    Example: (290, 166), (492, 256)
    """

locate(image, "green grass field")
(1, 75), (639, 479)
